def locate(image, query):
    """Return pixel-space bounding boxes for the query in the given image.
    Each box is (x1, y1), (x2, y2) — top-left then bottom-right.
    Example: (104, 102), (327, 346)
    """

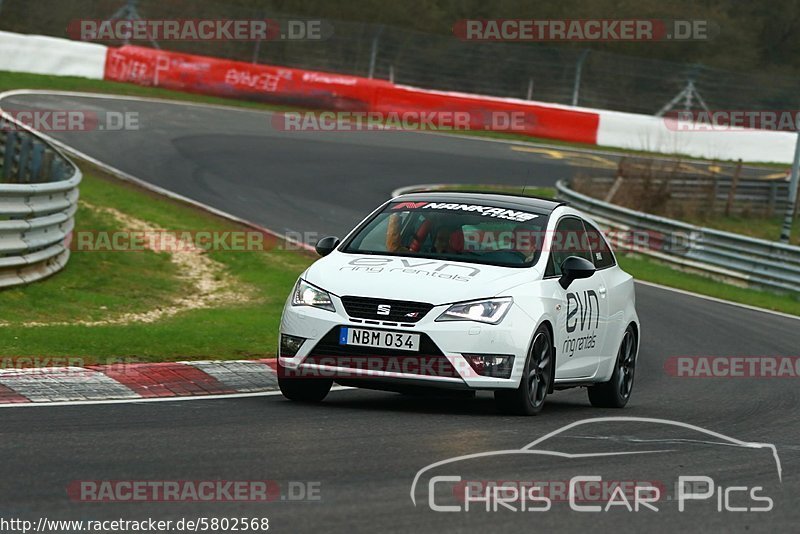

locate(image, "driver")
(386, 214), (433, 253)
(385, 214), (462, 254)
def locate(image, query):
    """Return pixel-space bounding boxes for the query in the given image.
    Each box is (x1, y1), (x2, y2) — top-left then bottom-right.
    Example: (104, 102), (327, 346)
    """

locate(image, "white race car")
(278, 192), (640, 415)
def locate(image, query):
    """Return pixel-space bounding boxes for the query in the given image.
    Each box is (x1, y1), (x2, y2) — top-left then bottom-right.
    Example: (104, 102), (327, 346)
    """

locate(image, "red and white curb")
(0, 360), (279, 404)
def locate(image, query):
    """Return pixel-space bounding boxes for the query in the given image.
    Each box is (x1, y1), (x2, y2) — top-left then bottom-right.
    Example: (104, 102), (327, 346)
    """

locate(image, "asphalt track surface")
(1, 92), (799, 533)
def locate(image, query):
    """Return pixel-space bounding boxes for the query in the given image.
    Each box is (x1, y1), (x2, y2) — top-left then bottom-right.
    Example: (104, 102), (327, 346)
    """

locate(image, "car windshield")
(342, 200), (550, 267)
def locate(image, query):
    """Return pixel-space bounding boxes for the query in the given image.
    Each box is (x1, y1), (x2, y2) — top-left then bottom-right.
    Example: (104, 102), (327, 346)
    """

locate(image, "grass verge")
(412, 183), (556, 199)
(617, 255), (800, 316)
(682, 213), (800, 246)
(0, 163), (314, 361)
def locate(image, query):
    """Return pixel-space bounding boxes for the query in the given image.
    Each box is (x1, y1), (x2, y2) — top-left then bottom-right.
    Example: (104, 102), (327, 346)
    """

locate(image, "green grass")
(682, 213), (800, 247)
(618, 254), (800, 316)
(409, 183), (557, 199)
(0, 165), (314, 362)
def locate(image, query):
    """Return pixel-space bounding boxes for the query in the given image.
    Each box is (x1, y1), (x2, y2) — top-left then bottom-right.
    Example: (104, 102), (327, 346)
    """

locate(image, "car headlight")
(436, 297), (513, 325)
(292, 279), (335, 312)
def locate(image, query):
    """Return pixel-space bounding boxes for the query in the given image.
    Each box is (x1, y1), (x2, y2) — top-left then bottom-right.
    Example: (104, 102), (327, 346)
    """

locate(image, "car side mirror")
(315, 236), (340, 257)
(558, 256), (596, 289)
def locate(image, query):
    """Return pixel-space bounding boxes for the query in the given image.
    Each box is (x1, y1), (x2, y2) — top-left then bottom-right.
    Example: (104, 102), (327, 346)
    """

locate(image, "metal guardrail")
(557, 180), (800, 294)
(0, 121), (81, 288)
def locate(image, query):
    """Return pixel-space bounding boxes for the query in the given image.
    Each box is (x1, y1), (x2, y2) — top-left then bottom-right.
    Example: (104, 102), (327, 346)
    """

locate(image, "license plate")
(339, 327), (420, 352)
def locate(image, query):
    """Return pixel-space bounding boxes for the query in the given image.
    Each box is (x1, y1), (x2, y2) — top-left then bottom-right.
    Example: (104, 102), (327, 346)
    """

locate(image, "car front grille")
(340, 296), (434, 323)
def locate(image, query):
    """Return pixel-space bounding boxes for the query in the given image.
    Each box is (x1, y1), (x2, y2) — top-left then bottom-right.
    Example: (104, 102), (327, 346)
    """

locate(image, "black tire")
(495, 324), (553, 416)
(278, 362), (332, 402)
(588, 324), (637, 408)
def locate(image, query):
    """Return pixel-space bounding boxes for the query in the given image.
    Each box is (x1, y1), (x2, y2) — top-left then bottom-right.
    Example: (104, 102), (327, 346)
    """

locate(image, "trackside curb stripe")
(0, 360), (280, 405)
(94, 362), (236, 397)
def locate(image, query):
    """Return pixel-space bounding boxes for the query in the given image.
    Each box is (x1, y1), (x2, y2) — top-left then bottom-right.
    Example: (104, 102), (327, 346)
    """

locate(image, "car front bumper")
(279, 295), (535, 390)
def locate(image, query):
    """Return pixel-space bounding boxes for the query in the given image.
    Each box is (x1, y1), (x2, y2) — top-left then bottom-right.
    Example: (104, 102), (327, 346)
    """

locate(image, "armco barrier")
(595, 108), (797, 163)
(0, 119), (81, 288)
(0, 30), (106, 79)
(556, 180), (800, 293)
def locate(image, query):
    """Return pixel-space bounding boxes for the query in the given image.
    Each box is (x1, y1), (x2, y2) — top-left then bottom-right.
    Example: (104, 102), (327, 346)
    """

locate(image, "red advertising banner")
(104, 45), (599, 142)
(105, 46), (391, 109)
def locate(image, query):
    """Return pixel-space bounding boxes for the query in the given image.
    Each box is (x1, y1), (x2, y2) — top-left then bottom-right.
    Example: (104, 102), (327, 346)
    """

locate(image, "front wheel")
(495, 324), (553, 416)
(278, 361), (332, 402)
(588, 324), (637, 408)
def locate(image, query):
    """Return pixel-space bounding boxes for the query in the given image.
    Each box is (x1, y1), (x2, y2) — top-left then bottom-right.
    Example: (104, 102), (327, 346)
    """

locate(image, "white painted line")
(0, 89), (278, 116)
(0, 386), (354, 408)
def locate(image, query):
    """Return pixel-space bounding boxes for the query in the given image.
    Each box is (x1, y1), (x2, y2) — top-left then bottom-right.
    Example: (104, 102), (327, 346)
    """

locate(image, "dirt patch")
(1, 202), (254, 327)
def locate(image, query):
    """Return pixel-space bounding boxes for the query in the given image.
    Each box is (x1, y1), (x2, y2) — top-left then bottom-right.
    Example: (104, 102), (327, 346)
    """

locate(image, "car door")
(584, 220), (626, 367)
(544, 216), (608, 380)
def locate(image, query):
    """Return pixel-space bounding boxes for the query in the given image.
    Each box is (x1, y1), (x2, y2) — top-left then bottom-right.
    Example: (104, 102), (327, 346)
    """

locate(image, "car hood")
(304, 252), (538, 304)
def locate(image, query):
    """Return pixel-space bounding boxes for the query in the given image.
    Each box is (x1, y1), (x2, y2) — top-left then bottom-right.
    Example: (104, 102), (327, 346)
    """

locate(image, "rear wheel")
(278, 361), (332, 402)
(495, 325), (553, 416)
(588, 324), (637, 408)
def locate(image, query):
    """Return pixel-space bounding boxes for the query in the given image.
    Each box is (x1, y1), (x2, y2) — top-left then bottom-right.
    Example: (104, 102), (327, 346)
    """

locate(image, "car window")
(546, 216), (593, 277)
(584, 221), (616, 269)
(342, 201), (549, 267)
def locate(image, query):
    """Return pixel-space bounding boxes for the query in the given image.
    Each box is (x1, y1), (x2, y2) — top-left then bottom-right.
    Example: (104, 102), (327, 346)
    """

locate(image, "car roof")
(391, 191), (567, 214)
